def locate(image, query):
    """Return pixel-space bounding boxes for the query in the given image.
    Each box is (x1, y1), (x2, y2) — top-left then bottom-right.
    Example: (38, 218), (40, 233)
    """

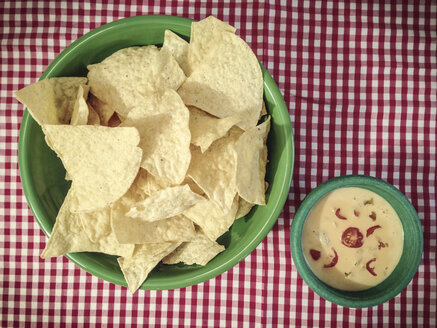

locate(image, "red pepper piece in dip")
(323, 248), (338, 268)
(366, 225), (382, 237)
(378, 241), (389, 250)
(366, 258), (377, 276)
(310, 249), (321, 261)
(335, 208), (347, 220)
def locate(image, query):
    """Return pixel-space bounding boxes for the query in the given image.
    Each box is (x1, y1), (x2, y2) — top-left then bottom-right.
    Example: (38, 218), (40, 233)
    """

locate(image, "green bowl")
(18, 15), (294, 290)
(290, 175), (423, 307)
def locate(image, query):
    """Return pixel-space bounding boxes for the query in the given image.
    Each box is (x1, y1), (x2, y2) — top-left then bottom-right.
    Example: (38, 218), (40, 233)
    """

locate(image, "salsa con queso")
(302, 187), (404, 291)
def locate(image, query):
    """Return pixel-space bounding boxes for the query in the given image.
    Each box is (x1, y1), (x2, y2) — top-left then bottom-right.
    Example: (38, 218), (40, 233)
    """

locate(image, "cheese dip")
(302, 187), (404, 291)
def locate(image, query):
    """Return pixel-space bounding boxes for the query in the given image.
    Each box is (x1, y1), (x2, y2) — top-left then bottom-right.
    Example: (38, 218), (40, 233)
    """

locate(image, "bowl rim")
(290, 174), (423, 308)
(18, 14), (295, 290)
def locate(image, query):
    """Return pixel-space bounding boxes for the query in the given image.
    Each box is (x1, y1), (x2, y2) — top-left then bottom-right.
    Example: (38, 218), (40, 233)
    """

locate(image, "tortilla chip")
(183, 195), (239, 241)
(120, 89), (191, 185)
(15, 77), (88, 125)
(118, 242), (180, 293)
(188, 106), (241, 152)
(42, 125), (142, 212)
(163, 230), (225, 266)
(87, 94), (115, 126)
(134, 168), (169, 196)
(78, 206), (112, 242)
(187, 127), (242, 211)
(161, 30), (189, 75)
(235, 197), (255, 219)
(112, 209), (196, 244)
(126, 185), (204, 222)
(187, 16), (236, 74)
(179, 18), (262, 130)
(235, 117), (270, 205)
(41, 191), (134, 258)
(111, 178), (196, 243)
(70, 85), (90, 125)
(87, 46), (185, 117)
(235, 182), (267, 219)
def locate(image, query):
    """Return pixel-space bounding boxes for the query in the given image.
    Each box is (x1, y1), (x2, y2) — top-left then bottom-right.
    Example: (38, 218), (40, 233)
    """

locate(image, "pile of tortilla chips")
(16, 16), (270, 293)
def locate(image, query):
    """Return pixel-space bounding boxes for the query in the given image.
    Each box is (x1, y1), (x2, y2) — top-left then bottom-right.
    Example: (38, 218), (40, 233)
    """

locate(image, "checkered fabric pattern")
(1, 0), (436, 327)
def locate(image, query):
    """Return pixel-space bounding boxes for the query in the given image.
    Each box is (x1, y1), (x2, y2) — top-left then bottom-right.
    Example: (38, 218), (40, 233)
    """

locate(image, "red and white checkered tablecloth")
(1, 0), (436, 327)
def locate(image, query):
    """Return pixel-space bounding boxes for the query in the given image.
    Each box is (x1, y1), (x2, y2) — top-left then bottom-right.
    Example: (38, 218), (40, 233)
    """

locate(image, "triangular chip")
(235, 197), (255, 219)
(111, 182), (196, 244)
(126, 185), (204, 222)
(178, 17), (262, 130)
(118, 242), (180, 293)
(112, 210), (195, 244)
(188, 106), (241, 152)
(78, 206), (112, 243)
(14, 77), (88, 125)
(235, 117), (270, 205)
(41, 191), (134, 258)
(183, 196), (239, 241)
(163, 230), (225, 266)
(188, 127), (242, 211)
(87, 46), (185, 117)
(161, 29), (189, 75)
(42, 125), (142, 212)
(114, 168), (150, 210)
(235, 182), (268, 219)
(70, 85), (90, 125)
(187, 16), (236, 74)
(120, 89), (191, 185)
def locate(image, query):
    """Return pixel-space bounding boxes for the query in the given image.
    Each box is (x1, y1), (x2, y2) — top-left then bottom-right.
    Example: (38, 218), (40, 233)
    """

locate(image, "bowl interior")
(18, 15), (294, 290)
(290, 175), (423, 307)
